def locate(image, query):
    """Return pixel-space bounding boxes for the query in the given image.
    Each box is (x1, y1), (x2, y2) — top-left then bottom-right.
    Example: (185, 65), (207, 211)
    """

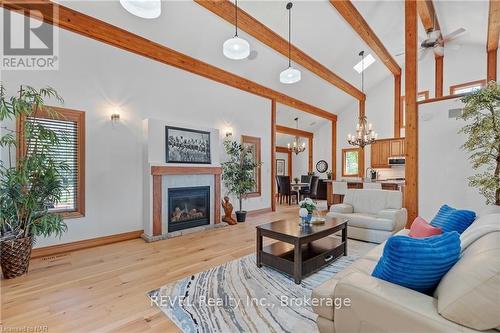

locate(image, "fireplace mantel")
(151, 166), (222, 176)
(151, 165), (222, 236)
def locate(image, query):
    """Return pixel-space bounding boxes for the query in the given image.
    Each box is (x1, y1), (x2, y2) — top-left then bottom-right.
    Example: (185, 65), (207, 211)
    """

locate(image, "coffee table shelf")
(256, 218), (348, 284)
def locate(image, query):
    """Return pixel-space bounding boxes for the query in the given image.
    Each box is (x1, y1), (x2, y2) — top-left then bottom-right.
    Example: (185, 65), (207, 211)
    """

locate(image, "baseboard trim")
(247, 207), (273, 216)
(31, 230), (143, 259)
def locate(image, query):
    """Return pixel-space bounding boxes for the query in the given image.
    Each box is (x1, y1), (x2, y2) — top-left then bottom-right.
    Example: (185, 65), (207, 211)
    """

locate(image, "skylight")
(353, 53), (376, 73)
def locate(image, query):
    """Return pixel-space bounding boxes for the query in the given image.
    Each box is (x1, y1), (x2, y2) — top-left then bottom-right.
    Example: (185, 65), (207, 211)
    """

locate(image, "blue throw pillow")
(430, 204), (476, 234)
(372, 232), (460, 294)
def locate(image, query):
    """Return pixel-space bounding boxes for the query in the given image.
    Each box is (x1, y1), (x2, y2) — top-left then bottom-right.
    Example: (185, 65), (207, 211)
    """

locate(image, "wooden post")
(487, 49), (497, 82)
(331, 120), (337, 180)
(271, 100), (277, 212)
(405, 0), (419, 225)
(435, 55), (444, 97)
(394, 74), (401, 138)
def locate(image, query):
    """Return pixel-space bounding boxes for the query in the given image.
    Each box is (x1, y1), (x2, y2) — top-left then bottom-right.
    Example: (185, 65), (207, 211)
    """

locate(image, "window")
(400, 91), (429, 128)
(450, 80), (486, 95)
(342, 148), (361, 177)
(241, 135), (261, 197)
(19, 107), (85, 218)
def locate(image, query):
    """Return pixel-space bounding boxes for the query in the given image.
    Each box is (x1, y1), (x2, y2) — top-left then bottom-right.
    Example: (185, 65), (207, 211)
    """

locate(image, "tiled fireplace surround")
(142, 166), (224, 242)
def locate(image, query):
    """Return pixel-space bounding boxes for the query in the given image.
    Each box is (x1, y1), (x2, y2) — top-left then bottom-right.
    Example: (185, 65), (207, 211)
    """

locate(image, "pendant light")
(280, 2), (301, 84)
(120, 0), (161, 19)
(347, 51), (377, 148)
(223, 0), (250, 60)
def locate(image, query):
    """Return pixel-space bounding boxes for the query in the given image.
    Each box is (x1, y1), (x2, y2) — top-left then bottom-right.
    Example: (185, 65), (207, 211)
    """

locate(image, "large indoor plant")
(221, 137), (260, 222)
(0, 84), (68, 278)
(459, 82), (500, 205)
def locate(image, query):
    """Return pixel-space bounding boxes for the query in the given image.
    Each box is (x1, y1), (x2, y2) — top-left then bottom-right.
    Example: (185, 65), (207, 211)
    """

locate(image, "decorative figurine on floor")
(222, 196), (237, 225)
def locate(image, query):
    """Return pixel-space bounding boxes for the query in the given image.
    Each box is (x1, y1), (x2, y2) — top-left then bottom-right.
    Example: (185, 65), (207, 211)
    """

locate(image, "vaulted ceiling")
(55, 0), (491, 130)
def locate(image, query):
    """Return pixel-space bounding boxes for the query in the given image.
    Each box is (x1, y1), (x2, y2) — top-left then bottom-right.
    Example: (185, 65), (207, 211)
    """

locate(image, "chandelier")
(347, 51), (377, 148)
(288, 117), (306, 154)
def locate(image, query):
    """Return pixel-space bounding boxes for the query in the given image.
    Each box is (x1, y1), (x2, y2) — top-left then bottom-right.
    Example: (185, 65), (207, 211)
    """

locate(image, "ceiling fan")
(394, 27), (466, 60)
(419, 27), (466, 58)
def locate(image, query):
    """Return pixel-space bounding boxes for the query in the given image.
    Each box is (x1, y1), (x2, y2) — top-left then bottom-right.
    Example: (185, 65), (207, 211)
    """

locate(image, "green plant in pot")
(326, 170), (333, 180)
(0, 84), (68, 279)
(221, 137), (260, 222)
(459, 82), (500, 206)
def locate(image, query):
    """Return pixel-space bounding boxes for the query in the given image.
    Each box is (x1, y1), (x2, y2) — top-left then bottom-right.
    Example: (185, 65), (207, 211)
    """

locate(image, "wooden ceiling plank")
(1, 0), (337, 121)
(330, 0), (401, 76)
(195, 0), (364, 101)
(417, 0), (440, 32)
(487, 0), (500, 52)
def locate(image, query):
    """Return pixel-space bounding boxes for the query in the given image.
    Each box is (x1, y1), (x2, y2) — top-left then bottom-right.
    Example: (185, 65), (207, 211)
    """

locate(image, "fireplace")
(168, 186), (210, 232)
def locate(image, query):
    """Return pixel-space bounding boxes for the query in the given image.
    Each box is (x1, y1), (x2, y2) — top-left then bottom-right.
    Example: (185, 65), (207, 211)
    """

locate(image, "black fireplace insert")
(168, 186), (210, 232)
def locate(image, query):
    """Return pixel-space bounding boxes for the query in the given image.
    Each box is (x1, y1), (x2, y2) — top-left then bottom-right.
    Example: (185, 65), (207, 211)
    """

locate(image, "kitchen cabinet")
(390, 138), (405, 157)
(371, 138), (405, 168)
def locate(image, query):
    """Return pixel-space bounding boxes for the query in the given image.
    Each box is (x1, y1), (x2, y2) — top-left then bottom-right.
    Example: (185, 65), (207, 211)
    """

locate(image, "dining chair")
(332, 181), (348, 204)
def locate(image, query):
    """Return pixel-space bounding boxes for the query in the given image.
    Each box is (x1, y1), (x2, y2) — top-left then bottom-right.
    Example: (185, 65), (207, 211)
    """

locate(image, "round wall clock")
(316, 160), (328, 173)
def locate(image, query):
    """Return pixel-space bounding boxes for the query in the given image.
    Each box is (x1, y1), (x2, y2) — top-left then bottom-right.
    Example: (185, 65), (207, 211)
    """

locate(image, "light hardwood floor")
(1, 204), (310, 333)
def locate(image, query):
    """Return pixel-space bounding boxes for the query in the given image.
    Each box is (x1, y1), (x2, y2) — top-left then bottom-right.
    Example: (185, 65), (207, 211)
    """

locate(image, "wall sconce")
(225, 127), (233, 137)
(111, 113), (120, 122)
(111, 113), (120, 123)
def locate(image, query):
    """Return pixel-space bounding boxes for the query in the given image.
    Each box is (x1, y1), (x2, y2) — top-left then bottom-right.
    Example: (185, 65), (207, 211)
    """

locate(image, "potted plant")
(221, 138), (260, 222)
(326, 170), (333, 180)
(0, 84), (68, 279)
(299, 198), (317, 224)
(293, 177), (300, 184)
(459, 82), (500, 206)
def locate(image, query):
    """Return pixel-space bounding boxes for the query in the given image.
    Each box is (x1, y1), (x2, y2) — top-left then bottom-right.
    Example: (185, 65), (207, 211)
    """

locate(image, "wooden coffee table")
(256, 217), (348, 284)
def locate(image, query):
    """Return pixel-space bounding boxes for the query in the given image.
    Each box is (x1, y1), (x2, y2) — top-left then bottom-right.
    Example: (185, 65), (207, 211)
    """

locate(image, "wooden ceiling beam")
(1, 0), (337, 121)
(417, 0), (440, 32)
(330, 0), (401, 76)
(276, 125), (313, 139)
(487, 0), (500, 52)
(195, 0), (364, 101)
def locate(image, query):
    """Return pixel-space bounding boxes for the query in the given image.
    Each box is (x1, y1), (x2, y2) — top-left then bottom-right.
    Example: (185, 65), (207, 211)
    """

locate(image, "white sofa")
(327, 189), (407, 243)
(312, 208), (500, 333)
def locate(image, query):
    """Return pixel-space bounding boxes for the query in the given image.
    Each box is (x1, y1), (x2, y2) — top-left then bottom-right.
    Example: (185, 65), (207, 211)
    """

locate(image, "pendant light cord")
(359, 50), (364, 93)
(288, 3), (292, 68)
(235, 0), (239, 37)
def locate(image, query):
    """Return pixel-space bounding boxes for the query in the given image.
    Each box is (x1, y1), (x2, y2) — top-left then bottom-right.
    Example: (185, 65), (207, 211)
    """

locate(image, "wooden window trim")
(241, 135), (261, 198)
(17, 106), (85, 219)
(342, 147), (362, 177)
(449, 79), (486, 95)
(400, 90), (429, 128)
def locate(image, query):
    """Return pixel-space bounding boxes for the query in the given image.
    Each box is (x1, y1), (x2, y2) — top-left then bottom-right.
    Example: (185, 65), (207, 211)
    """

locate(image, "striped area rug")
(148, 239), (375, 333)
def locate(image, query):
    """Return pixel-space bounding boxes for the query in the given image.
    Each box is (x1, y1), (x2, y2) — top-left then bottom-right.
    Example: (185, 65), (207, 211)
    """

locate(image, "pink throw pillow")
(409, 217), (442, 238)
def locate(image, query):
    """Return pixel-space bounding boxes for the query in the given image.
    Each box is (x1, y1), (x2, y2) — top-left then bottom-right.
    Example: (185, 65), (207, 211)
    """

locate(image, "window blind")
(26, 116), (78, 212)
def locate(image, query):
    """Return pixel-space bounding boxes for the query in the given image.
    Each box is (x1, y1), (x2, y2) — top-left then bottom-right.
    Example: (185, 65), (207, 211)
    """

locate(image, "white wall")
(313, 121), (332, 178)
(1, 25), (272, 248)
(335, 43), (494, 180)
(419, 97), (486, 219)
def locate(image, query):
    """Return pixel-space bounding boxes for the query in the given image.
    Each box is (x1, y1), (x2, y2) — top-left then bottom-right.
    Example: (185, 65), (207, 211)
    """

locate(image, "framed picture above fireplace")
(165, 126), (211, 164)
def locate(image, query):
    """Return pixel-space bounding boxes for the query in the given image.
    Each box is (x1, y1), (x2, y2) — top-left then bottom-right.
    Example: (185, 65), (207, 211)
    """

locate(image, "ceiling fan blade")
(442, 28), (466, 43)
(394, 47), (426, 58)
(419, 48), (431, 61)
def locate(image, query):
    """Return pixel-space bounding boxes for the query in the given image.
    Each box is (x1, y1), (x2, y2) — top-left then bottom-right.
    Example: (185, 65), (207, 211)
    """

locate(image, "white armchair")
(327, 189), (407, 243)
